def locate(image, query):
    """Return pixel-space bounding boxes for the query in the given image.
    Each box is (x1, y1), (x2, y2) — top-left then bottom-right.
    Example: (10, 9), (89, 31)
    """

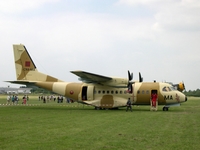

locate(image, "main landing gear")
(162, 107), (169, 111)
(95, 107), (101, 110)
(94, 107), (107, 110)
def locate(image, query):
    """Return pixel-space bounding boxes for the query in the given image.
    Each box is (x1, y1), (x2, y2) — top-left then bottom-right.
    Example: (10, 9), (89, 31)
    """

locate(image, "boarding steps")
(150, 99), (158, 111)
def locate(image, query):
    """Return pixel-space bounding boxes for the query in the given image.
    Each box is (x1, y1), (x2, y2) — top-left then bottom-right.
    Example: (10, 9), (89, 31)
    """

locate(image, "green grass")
(0, 95), (200, 150)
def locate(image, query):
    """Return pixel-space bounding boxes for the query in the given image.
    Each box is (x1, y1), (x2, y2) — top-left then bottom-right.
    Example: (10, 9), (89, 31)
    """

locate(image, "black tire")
(163, 107), (169, 111)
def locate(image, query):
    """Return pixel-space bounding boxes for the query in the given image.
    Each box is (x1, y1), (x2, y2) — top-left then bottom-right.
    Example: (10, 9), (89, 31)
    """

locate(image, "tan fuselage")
(35, 81), (186, 109)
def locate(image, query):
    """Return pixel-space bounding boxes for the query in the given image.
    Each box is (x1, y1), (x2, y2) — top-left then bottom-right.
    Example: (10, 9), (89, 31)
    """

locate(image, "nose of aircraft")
(179, 92), (187, 103)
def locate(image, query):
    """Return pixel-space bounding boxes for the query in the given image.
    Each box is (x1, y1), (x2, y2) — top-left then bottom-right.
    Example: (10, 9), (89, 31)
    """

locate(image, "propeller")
(139, 72), (143, 82)
(127, 71), (143, 93)
(172, 81), (186, 92)
(178, 81), (186, 92)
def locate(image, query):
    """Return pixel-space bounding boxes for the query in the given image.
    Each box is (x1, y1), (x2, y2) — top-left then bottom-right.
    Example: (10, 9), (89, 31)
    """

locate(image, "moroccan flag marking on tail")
(25, 61), (30, 67)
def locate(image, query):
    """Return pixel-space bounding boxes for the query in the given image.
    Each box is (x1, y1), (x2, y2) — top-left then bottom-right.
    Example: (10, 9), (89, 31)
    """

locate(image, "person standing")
(11, 95), (15, 105)
(6, 95), (11, 105)
(43, 96), (46, 103)
(126, 98), (132, 112)
(150, 91), (158, 111)
(151, 92), (157, 108)
(15, 95), (19, 104)
(22, 95), (27, 104)
(26, 95), (29, 101)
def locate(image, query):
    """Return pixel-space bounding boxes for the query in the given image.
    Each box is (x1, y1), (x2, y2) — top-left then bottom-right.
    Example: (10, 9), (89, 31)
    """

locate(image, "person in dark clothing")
(126, 98), (132, 112)
(43, 96), (46, 103)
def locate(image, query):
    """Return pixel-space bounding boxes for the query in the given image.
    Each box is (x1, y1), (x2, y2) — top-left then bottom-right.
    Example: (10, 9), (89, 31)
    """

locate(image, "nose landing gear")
(163, 107), (169, 111)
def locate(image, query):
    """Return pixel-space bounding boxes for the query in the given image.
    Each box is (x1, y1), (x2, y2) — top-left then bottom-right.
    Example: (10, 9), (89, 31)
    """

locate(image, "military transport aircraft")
(7, 44), (187, 111)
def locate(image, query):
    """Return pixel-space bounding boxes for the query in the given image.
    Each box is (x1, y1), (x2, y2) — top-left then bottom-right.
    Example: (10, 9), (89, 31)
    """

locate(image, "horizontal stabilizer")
(5, 80), (36, 86)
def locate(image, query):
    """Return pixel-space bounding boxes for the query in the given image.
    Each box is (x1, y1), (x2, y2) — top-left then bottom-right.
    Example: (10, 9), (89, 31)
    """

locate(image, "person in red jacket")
(151, 92), (157, 107)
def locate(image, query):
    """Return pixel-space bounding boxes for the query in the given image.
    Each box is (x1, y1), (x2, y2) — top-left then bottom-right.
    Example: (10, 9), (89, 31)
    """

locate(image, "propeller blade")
(139, 72), (143, 82)
(182, 81), (186, 91)
(127, 70), (133, 93)
(128, 70), (133, 81)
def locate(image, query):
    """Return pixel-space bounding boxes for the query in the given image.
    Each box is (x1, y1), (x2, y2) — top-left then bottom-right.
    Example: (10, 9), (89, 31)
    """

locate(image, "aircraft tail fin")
(13, 44), (63, 82)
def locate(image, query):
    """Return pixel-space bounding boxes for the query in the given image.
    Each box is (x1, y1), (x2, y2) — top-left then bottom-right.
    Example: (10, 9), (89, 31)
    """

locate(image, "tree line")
(183, 89), (200, 97)
(30, 87), (54, 94)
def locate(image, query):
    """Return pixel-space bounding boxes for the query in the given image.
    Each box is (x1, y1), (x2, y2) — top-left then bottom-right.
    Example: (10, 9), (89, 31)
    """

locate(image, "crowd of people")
(38, 95), (72, 103)
(6, 94), (73, 105)
(6, 95), (29, 105)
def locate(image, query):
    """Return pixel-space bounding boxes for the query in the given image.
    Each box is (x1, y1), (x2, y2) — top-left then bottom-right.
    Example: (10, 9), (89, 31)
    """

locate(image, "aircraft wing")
(70, 71), (112, 83)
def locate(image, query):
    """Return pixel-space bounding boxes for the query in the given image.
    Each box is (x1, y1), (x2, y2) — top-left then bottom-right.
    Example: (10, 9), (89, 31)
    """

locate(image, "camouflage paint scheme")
(9, 44), (187, 110)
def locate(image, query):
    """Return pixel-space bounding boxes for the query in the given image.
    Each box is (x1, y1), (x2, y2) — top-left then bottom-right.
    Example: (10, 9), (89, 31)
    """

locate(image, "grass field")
(0, 95), (200, 150)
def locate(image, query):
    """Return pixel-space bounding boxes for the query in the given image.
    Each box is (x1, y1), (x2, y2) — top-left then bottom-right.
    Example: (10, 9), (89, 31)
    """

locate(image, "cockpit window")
(169, 86), (175, 91)
(163, 86), (176, 92)
(162, 86), (171, 92)
(162, 87), (167, 91)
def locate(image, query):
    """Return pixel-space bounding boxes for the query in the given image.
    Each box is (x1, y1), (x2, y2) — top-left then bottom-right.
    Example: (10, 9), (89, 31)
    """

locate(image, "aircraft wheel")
(163, 107), (168, 111)
(95, 107), (100, 110)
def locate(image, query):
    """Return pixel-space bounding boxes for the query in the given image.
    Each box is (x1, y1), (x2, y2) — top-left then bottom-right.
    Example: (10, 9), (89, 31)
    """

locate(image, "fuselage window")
(111, 91), (114, 94)
(146, 90), (149, 94)
(107, 91), (110, 94)
(98, 90), (101, 94)
(102, 90), (105, 94)
(137, 90), (140, 94)
(142, 90), (145, 94)
(120, 91), (123, 94)
(115, 91), (118, 94)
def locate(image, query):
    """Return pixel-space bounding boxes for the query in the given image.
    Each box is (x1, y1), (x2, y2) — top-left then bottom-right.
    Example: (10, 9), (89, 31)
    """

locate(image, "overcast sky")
(0, 0), (200, 91)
